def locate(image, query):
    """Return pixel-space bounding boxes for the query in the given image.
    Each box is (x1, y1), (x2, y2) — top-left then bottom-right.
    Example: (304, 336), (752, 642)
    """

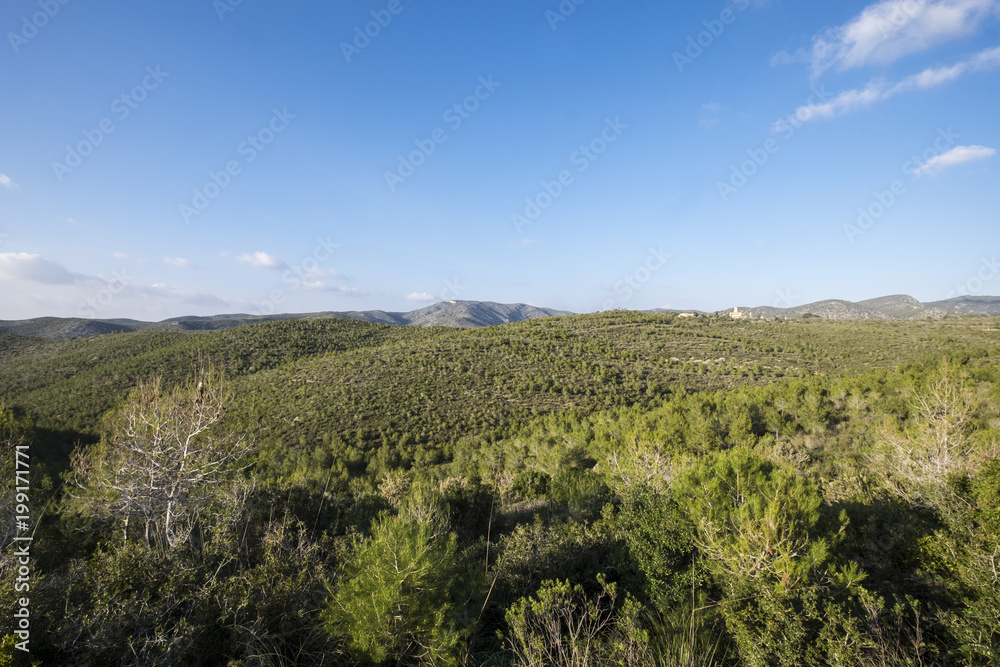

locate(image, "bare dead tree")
(69, 365), (254, 551)
(875, 361), (990, 507)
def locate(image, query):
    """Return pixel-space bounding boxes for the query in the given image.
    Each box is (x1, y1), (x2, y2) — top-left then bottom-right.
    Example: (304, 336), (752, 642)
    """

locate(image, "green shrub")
(323, 513), (480, 665)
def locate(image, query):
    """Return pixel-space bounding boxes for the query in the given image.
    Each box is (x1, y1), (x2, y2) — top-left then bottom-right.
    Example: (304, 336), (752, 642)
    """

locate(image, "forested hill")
(0, 300), (571, 338)
(4, 312), (999, 470)
(3, 312), (1000, 665)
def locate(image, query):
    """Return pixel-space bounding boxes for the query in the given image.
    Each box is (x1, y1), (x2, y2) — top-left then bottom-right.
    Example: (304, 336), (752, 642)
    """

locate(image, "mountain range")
(2, 295), (999, 339)
(717, 294), (1000, 320)
(0, 301), (572, 339)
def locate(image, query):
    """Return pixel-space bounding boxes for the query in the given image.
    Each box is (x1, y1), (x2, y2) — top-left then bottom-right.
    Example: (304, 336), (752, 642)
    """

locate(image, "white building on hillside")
(730, 307), (752, 320)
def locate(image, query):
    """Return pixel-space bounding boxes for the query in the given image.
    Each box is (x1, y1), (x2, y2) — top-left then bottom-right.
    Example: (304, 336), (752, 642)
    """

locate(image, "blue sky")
(1, 0), (998, 320)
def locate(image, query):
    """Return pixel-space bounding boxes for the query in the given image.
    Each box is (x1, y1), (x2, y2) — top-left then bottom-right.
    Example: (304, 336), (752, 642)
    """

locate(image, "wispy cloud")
(778, 45), (1000, 127)
(0, 174), (15, 189)
(810, 0), (1000, 76)
(915, 144), (995, 174)
(406, 292), (435, 302)
(699, 102), (727, 128)
(325, 286), (364, 296)
(163, 257), (195, 269)
(0, 252), (244, 318)
(130, 284), (229, 308)
(295, 278), (363, 295)
(237, 251), (286, 270)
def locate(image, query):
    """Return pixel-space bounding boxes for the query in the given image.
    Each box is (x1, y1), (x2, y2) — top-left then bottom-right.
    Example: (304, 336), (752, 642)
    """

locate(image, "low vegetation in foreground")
(2, 312), (1000, 665)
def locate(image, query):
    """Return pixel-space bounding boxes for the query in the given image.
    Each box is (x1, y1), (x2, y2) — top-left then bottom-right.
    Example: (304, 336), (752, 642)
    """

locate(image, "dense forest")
(2, 312), (1000, 665)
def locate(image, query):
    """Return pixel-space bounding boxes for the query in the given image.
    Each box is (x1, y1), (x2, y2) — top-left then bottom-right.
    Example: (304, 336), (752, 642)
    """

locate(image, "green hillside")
(2, 312), (1000, 665)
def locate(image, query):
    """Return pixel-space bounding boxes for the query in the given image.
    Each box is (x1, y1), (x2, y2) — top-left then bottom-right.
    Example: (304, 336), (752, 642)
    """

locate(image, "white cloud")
(406, 292), (435, 302)
(0, 252), (236, 319)
(811, 0), (1000, 76)
(0, 252), (78, 285)
(296, 280), (363, 295)
(779, 45), (1000, 127)
(784, 79), (890, 124)
(163, 257), (195, 269)
(289, 266), (350, 292)
(915, 144), (995, 174)
(698, 102), (728, 128)
(237, 251), (286, 270)
(771, 49), (810, 66)
(0, 174), (15, 189)
(327, 286), (364, 296)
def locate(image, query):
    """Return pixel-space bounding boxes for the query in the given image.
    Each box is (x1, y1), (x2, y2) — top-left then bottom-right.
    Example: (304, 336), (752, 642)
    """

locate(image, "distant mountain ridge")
(4, 295), (1000, 340)
(0, 301), (573, 339)
(726, 294), (1000, 320)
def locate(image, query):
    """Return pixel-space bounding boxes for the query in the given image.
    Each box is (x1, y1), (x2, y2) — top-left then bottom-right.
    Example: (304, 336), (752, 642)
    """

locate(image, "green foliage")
(8, 314), (1000, 486)
(323, 512), (479, 665)
(971, 459), (1000, 535)
(616, 488), (701, 613)
(4, 315), (1000, 664)
(0, 634), (40, 667)
(510, 470), (549, 500)
(39, 496), (335, 666)
(670, 449), (880, 666)
(673, 448), (828, 592)
(549, 468), (610, 520)
(492, 518), (618, 613)
(0, 402), (34, 549)
(504, 575), (650, 667)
